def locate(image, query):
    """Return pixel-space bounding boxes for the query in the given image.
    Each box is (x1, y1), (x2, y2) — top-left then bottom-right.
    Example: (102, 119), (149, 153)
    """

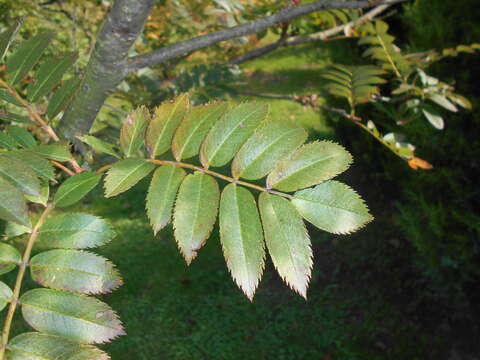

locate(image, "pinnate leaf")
(146, 93), (189, 158)
(7, 31), (55, 85)
(54, 172), (102, 207)
(292, 180), (373, 234)
(104, 158), (155, 197)
(259, 193), (312, 298)
(219, 184), (265, 300)
(200, 102), (268, 168)
(120, 106), (150, 157)
(8, 332), (110, 360)
(77, 135), (120, 158)
(30, 249), (122, 294)
(173, 173), (220, 264)
(0, 281), (13, 311)
(267, 141), (352, 192)
(20, 288), (125, 344)
(25, 179), (49, 206)
(30, 144), (72, 162)
(6, 125), (37, 149)
(232, 121), (307, 180)
(0, 155), (41, 197)
(0, 242), (21, 275)
(27, 52), (78, 103)
(172, 102), (228, 160)
(0, 177), (30, 227)
(2, 150), (55, 180)
(146, 164), (185, 235)
(36, 213), (115, 249)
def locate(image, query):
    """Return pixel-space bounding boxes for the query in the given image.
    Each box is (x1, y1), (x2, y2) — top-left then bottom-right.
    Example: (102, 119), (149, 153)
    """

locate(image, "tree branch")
(125, 0), (402, 74)
(230, 0), (400, 65)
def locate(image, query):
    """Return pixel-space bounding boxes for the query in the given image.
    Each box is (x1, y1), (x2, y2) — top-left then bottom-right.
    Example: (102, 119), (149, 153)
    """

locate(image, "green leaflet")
(6, 125), (37, 149)
(7, 31), (55, 85)
(0, 89), (22, 106)
(77, 135), (120, 158)
(0, 110), (31, 124)
(0, 281), (13, 311)
(219, 184), (265, 300)
(146, 164), (186, 235)
(422, 107), (444, 130)
(4, 221), (31, 238)
(25, 179), (49, 206)
(258, 193), (312, 298)
(20, 288), (125, 344)
(30, 144), (72, 162)
(2, 150), (55, 180)
(0, 242), (21, 275)
(27, 52), (78, 103)
(0, 131), (18, 149)
(104, 158), (155, 197)
(0, 155), (41, 197)
(8, 332), (110, 360)
(291, 180), (373, 234)
(0, 177), (30, 227)
(146, 93), (189, 158)
(428, 94), (458, 112)
(173, 173), (220, 264)
(267, 141), (352, 192)
(200, 102), (268, 168)
(171, 102), (228, 160)
(30, 249), (122, 294)
(36, 213), (115, 249)
(54, 172), (102, 207)
(231, 121), (307, 180)
(0, 20), (22, 62)
(120, 106), (150, 158)
(46, 77), (81, 120)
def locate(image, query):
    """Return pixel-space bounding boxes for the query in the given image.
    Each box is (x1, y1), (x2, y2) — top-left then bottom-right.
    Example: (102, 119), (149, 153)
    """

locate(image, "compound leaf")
(6, 125), (37, 149)
(200, 103), (268, 168)
(77, 135), (120, 158)
(54, 172), (102, 207)
(0, 242), (21, 275)
(2, 150), (55, 180)
(259, 193), (312, 298)
(0, 155), (41, 197)
(0, 177), (30, 227)
(231, 121), (307, 180)
(104, 158), (155, 197)
(173, 173), (220, 264)
(36, 213), (115, 249)
(20, 288), (125, 344)
(267, 141), (352, 192)
(0, 281), (12, 311)
(120, 106), (149, 158)
(146, 164), (185, 235)
(30, 249), (122, 294)
(219, 184), (265, 300)
(291, 180), (373, 234)
(30, 144), (72, 162)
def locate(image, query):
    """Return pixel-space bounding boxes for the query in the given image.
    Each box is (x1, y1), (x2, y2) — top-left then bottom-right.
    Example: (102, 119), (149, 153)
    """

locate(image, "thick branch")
(58, 0), (156, 141)
(125, 0), (399, 74)
(230, 0), (400, 65)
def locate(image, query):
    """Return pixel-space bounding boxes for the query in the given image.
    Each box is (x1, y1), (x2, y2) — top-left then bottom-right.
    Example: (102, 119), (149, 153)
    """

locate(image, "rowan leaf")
(25, 179), (49, 206)
(54, 172), (102, 207)
(0, 177), (30, 227)
(146, 93), (189, 158)
(0, 20), (22, 62)
(428, 94), (458, 112)
(422, 107), (444, 129)
(173, 173), (220, 264)
(146, 164), (185, 235)
(20, 288), (125, 344)
(0, 242), (21, 275)
(291, 180), (373, 234)
(120, 106), (150, 158)
(104, 158), (155, 197)
(219, 184), (265, 300)
(200, 102), (268, 168)
(171, 102), (228, 160)
(0, 89), (22, 106)
(36, 213), (115, 249)
(7, 332), (110, 360)
(77, 135), (120, 158)
(27, 52), (78, 103)
(231, 121), (307, 180)
(267, 141), (352, 192)
(2, 150), (55, 180)
(0, 131), (18, 149)
(30, 144), (72, 162)
(0, 281), (13, 312)
(6, 125), (37, 149)
(7, 31), (55, 85)
(0, 155), (41, 197)
(46, 77), (81, 120)
(30, 249), (122, 294)
(259, 193), (312, 298)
